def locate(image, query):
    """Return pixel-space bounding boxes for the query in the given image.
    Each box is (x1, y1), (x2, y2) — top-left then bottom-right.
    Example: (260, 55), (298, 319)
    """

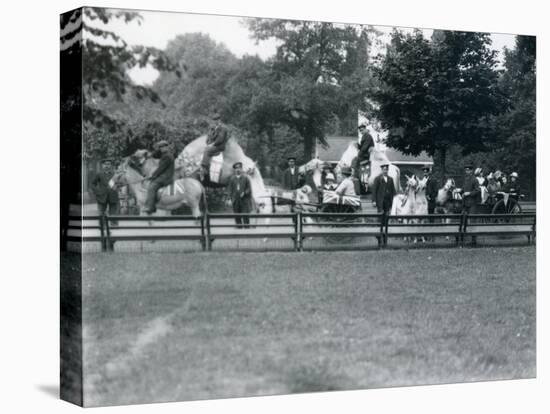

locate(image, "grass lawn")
(77, 246), (536, 406)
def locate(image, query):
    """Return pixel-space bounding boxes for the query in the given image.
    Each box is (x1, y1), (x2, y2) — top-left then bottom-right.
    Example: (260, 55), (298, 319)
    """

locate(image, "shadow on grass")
(285, 361), (350, 394)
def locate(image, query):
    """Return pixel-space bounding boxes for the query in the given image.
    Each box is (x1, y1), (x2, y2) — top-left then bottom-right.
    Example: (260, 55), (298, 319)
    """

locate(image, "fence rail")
(62, 211), (536, 252)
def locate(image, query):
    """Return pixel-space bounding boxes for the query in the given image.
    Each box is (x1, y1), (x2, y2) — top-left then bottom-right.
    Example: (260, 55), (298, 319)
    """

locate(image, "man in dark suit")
(201, 112), (230, 180)
(228, 162), (253, 228)
(91, 158), (119, 219)
(371, 163), (396, 215)
(281, 157), (302, 190)
(422, 165), (439, 215)
(144, 140), (174, 214)
(462, 164), (480, 214)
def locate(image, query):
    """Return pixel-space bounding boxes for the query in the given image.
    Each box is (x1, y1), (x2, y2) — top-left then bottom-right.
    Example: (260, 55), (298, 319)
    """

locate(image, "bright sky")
(94, 8), (517, 85)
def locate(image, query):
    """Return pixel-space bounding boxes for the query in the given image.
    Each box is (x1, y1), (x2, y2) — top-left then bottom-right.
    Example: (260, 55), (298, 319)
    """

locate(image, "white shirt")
(335, 177), (356, 196)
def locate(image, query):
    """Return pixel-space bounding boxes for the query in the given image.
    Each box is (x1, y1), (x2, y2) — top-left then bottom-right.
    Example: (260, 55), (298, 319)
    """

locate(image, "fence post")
(206, 213), (212, 251)
(295, 212), (301, 252)
(200, 214), (206, 251)
(104, 216), (113, 252)
(460, 213), (467, 247)
(99, 215), (106, 252)
(383, 214), (389, 248)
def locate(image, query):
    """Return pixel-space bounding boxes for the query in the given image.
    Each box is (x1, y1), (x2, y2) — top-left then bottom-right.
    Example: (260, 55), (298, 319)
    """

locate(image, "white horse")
(390, 174), (419, 216)
(336, 141), (401, 192)
(435, 178), (462, 215)
(391, 175), (427, 242)
(113, 156), (206, 218)
(174, 136), (273, 215)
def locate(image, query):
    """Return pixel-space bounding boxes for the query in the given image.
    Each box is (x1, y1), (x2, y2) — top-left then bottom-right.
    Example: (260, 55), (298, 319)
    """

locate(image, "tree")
(372, 29), (507, 175)
(492, 35), (536, 196)
(62, 7), (181, 159)
(245, 19), (376, 161)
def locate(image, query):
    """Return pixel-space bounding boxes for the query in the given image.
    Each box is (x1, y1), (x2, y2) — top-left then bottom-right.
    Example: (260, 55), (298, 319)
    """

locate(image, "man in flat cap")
(91, 158), (119, 220)
(227, 162), (253, 228)
(143, 140), (174, 214)
(281, 156), (303, 190)
(353, 122), (375, 179)
(371, 163), (396, 216)
(422, 165), (439, 215)
(201, 112), (230, 180)
(462, 164), (480, 214)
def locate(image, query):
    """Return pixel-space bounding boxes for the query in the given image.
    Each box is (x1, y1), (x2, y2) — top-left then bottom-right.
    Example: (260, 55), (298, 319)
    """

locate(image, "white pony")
(391, 174), (427, 242)
(336, 141), (401, 192)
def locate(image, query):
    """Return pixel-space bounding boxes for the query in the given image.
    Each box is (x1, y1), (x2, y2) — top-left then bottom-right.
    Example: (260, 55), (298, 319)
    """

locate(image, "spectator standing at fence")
(422, 165), (438, 215)
(462, 164), (480, 214)
(91, 158), (119, 222)
(371, 163), (396, 215)
(228, 162), (252, 228)
(144, 140), (174, 215)
(281, 156), (302, 190)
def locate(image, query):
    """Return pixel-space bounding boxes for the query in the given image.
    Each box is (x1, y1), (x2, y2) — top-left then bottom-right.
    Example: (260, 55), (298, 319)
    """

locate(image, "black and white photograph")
(57, 2), (538, 409)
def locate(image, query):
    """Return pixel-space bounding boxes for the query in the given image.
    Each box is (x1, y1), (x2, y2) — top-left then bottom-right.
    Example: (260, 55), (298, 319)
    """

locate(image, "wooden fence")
(62, 212), (536, 252)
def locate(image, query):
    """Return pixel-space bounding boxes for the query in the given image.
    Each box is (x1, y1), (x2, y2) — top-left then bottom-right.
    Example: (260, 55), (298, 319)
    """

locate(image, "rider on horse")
(143, 140), (174, 214)
(200, 112), (230, 181)
(352, 123), (375, 180)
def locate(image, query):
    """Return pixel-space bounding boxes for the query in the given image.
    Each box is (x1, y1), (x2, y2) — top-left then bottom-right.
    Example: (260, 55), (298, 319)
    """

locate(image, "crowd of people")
(88, 111), (523, 229)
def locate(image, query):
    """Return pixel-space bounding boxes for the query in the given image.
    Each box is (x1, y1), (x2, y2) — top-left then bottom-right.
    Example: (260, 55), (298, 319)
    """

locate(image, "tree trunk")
(303, 135), (315, 162)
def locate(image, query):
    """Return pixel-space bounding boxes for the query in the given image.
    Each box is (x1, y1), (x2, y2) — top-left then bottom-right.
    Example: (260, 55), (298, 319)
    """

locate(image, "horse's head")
(405, 174), (419, 191)
(443, 177), (456, 192)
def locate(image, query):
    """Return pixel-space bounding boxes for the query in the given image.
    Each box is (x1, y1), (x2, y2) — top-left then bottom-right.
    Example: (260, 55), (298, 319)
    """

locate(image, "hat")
(232, 162), (243, 169)
(101, 158), (113, 164)
(464, 164), (473, 170)
(341, 166), (352, 176)
(494, 170), (502, 179)
(326, 172), (335, 181)
(300, 185), (312, 194)
(422, 164), (431, 171)
(474, 167), (483, 175)
(358, 123), (367, 129)
(156, 140), (169, 148)
(359, 159), (369, 166)
(487, 173), (494, 180)
(510, 172), (518, 178)
(380, 162), (389, 168)
(287, 156), (296, 162)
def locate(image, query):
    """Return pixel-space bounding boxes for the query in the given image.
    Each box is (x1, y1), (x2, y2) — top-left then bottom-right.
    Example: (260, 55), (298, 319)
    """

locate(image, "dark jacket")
(206, 124), (230, 150)
(462, 175), (480, 207)
(425, 176), (439, 206)
(228, 174), (253, 212)
(503, 180), (521, 195)
(372, 174), (396, 209)
(357, 131), (375, 161)
(281, 167), (302, 190)
(151, 153), (175, 186)
(91, 171), (119, 204)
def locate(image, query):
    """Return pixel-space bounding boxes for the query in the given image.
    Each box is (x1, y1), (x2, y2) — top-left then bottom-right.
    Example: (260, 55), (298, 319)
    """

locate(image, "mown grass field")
(74, 247), (536, 406)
